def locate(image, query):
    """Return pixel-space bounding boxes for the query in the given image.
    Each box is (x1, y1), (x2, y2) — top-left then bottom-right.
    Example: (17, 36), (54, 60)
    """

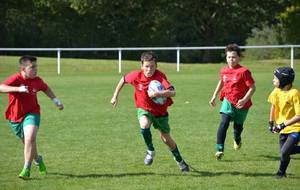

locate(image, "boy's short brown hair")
(140, 51), (157, 64)
(19, 55), (37, 66)
(225, 44), (241, 57)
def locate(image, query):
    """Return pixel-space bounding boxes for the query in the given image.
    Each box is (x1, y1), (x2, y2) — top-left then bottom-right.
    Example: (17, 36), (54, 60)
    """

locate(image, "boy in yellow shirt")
(268, 67), (300, 179)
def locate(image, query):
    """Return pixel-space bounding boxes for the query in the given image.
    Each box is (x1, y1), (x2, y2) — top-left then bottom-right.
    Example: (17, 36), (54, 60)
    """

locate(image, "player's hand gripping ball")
(148, 80), (167, 105)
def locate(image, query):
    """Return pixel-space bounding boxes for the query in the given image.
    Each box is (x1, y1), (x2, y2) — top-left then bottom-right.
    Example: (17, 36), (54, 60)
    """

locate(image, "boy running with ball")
(0, 55), (64, 179)
(111, 51), (189, 172)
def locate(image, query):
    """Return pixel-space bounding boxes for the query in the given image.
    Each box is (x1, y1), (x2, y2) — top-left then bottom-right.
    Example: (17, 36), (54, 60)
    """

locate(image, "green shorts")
(137, 108), (170, 133)
(8, 113), (40, 139)
(220, 98), (249, 125)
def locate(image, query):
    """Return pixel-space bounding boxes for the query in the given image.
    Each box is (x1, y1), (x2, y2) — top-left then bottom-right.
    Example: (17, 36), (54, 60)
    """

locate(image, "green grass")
(0, 56), (300, 190)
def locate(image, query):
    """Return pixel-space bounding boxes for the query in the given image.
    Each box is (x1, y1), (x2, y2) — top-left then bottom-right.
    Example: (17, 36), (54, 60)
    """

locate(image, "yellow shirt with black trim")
(268, 87), (300, 134)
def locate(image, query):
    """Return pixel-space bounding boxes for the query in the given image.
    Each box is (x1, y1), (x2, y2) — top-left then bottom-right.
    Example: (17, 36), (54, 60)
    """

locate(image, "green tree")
(279, 0), (300, 44)
(0, 0), (40, 47)
(0, 0), (293, 62)
(163, 0), (289, 62)
(245, 25), (289, 60)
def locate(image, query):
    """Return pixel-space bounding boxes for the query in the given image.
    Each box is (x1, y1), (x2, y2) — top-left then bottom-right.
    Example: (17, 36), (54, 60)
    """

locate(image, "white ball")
(148, 80), (167, 105)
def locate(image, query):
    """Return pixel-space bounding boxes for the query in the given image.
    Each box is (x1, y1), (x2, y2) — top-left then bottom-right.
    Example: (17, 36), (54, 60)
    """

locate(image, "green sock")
(215, 144), (224, 152)
(140, 128), (155, 151)
(171, 146), (183, 162)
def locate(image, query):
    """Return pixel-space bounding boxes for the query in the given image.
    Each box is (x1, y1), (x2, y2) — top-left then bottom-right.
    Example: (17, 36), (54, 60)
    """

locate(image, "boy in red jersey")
(268, 67), (300, 179)
(0, 55), (64, 179)
(209, 44), (256, 160)
(111, 51), (189, 172)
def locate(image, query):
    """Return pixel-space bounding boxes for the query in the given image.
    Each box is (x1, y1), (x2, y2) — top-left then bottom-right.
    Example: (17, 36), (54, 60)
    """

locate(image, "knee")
(23, 125), (38, 144)
(139, 116), (150, 129)
(24, 136), (36, 144)
(140, 124), (150, 129)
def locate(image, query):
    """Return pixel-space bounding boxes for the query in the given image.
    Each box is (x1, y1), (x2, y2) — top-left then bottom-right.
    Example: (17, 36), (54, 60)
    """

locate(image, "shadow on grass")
(259, 155), (279, 161)
(18, 177), (42, 181)
(259, 154), (300, 161)
(189, 165), (274, 177)
(49, 164), (290, 179)
(49, 172), (157, 178)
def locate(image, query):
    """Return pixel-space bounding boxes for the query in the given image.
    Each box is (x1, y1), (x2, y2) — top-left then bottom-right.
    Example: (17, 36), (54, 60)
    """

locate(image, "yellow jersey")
(268, 87), (300, 134)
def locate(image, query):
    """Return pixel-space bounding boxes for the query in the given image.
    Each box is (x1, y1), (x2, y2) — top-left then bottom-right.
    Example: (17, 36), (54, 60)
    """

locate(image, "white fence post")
(57, 48), (61, 75)
(118, 48), (122, 73)
(177, 48), (180, 72)
(291, 45), (294, 68)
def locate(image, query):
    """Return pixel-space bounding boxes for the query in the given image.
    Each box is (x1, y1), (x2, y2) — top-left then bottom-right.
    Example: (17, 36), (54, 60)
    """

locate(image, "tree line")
(0, 0), (299, 62)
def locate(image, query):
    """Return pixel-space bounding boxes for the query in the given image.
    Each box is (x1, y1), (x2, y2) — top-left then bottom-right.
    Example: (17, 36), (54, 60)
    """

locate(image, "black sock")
(140, 128), (155, 151)
(171, 146), (183, 162)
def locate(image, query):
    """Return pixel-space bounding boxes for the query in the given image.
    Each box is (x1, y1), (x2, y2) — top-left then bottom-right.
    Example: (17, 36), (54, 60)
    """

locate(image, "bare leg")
(160, 132), (176, 150)
(159, 131), (188, 172)
(23, 125), (39, 167)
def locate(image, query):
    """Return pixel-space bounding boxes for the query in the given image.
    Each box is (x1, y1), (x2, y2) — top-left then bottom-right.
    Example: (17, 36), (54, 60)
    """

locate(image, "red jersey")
(125, 70), (173, 116)
(2, 73), (48, 122)
(220, 64), (255, 109)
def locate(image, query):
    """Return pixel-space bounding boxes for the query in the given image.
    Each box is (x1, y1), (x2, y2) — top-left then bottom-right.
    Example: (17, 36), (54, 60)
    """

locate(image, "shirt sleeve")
(38, 78), (49, 92)
(268, 88), (278, 105)
(124, 71), (138, 84)
(2, 74), (19, 86)
(243, 70), (255, 87)
(292, 90), (300, 115)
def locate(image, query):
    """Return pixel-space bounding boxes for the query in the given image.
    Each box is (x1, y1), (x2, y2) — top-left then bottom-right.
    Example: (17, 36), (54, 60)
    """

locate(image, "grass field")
(0, 56), (300, 190)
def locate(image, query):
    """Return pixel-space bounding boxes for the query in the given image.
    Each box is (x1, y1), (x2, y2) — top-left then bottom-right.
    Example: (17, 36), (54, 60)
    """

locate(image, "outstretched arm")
(236, 84), (256, 109)
(43, 87), (64, 110)
(209, 80), (223, 107)
(110, 77), (126, 107)
(0, 84), (28, 93)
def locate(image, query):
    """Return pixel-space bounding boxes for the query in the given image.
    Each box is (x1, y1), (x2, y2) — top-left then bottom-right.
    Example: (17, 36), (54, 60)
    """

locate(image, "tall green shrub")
(245, 25), (289, 60)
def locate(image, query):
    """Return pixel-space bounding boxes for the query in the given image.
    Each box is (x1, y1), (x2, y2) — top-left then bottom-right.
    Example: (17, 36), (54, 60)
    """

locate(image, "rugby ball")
(148, 80), (167, 105)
